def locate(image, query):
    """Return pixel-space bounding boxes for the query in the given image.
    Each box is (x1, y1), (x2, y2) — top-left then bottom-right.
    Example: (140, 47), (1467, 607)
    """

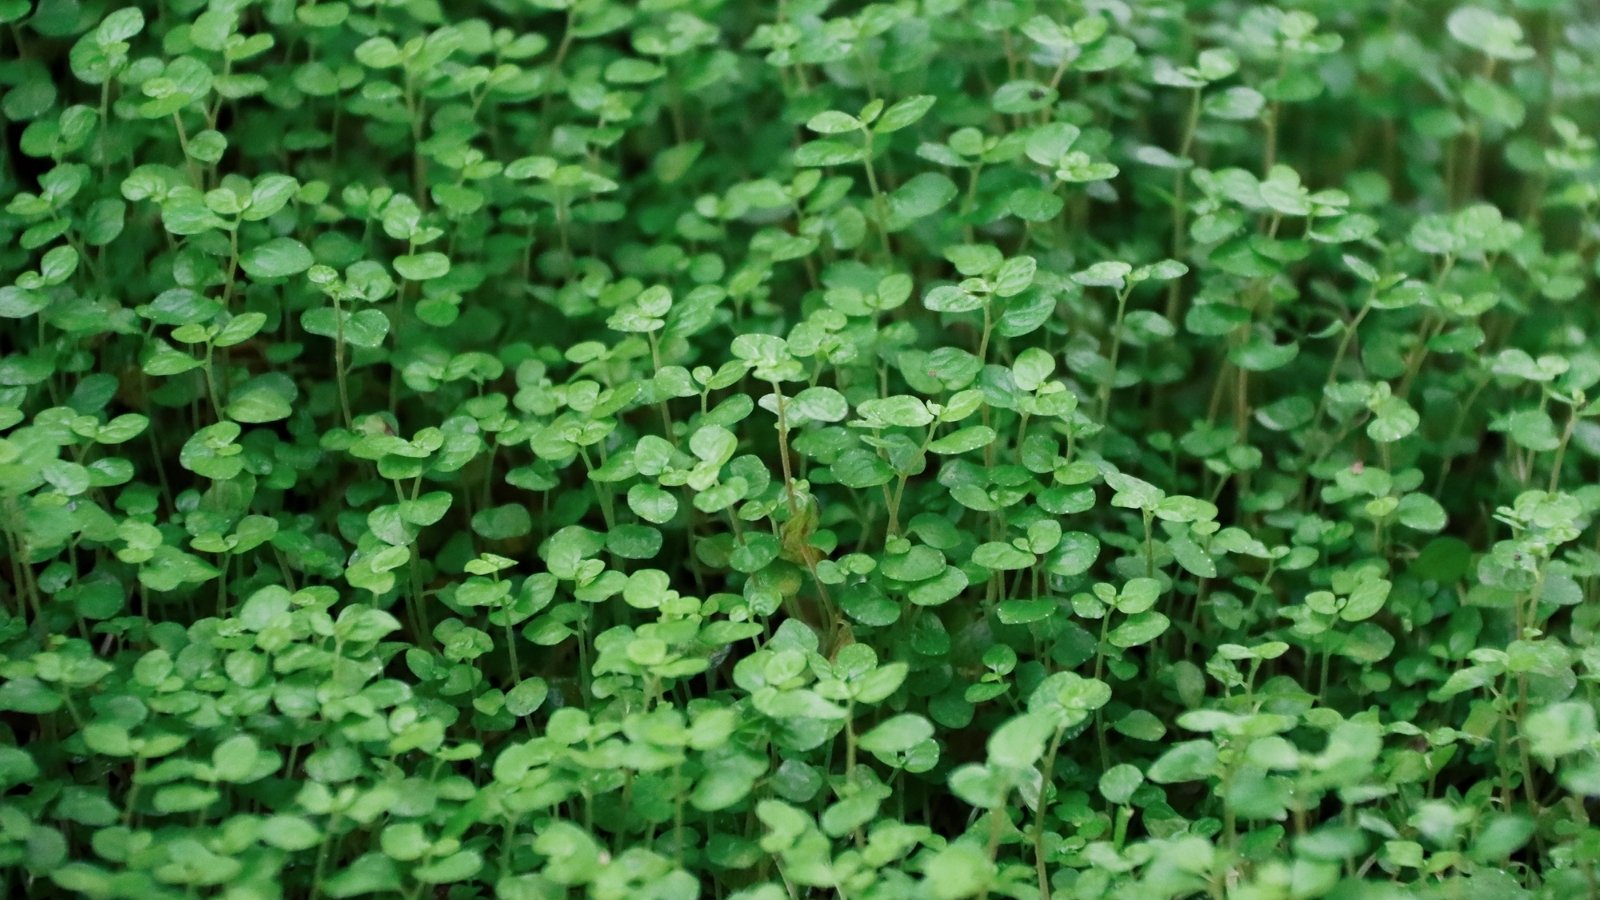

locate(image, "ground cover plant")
(2, 0), (1600, 896)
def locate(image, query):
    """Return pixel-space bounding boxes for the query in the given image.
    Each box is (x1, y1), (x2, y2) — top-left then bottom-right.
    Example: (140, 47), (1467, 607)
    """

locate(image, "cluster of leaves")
(2, 0), (1600, 897)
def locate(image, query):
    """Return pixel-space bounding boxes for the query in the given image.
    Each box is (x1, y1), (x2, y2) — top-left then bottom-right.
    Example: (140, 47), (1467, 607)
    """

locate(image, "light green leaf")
(240, 237), (313, 279)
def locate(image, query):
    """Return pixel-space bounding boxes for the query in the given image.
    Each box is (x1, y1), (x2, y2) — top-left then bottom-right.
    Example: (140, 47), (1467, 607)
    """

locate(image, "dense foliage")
(3, 0), (1600, 896)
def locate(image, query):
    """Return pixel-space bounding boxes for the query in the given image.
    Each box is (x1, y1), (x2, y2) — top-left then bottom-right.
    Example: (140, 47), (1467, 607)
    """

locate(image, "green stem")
(1548, 402), (1578, 493)
(861, 133), (892, 258)
(977, 302), (994, 363)
(1312, 288), (1377, 427)
(171, 112), (203, 187)
(1143, 510), (1155, 578)
(1034, 725), (1067, 899)
(504, 615), (520, 684)
(977, 803), (1006, 900)
(1262, 54), (1287, 175)
(121, 757), (145, 827)
(98, 80), (113, 181)
(1166, 87), (1202, 322)
(1099, 287), (1132, 421)
(770, 380), (801, 519)
(961, 160), (986, 241)
(333, 293), (353, 428)
(310, 811), (343, 898)
(203, 341), (223, 420)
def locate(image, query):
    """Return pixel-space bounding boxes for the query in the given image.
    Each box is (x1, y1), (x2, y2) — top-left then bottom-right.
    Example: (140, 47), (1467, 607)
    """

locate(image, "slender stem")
(310, 811), (343, 899)
(977, 803), (1006, 900)
(1143, 511), (1155, 578)
(217, 552), (230, 616)
(1092, 614), (1113, 771)
(332, 293), (353, 428)
(961, 160), (986, 242)
(538, 7), (576, 147)
(861, 133), (893, 258)
(649, 333), (676, 445)
(203, 342), (223, 421)
(1455, 55), (1498, 206)
(171, 112), (204, 187)
(504, 615), (520, 683)
(977, 302), (994, 363)
(576, 447), (616, 529)
(770, 381), (799, 519)
(405, 73), (427, 211)
(99, 80), (113, 181)
(1112, 805), (1132, 852)
(1034, 725), (1067, 899)
(121, 757), (145, 827)
(1549, 403), (1579, 493)
(844, 700), (857, 781)
(1166, 87), (1202, 322)
(1262, 54), (1287, 175)
(1099, 287), (1132, 421)
(888, 422), (938, 537)
(672, 760), (687, 866)
(222, 229), (241, 305)
(1431, 372), (1490, 496)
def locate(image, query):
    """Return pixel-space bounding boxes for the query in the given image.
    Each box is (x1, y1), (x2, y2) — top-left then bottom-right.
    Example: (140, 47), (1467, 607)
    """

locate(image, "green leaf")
(1109, 611), (1170, 647)
(322, 855), (401, 898)
(853, 663), (908, 704)
(792, 386), (848, 422)
(1106, 471), (1164, 509)
(239, 237), (313, 279)
(908, 567), (967, 606)
(928, 426), (996, 455)
(690, 424), (738, 466)
(627, 484), (679, 524)
(860, 714), (934, 756)
(1447, 7), (1534, 60)
(1148, 740), (1219, 783)
(214, 312), (267, 347)
(1074, 261), (1132, 288)
(260, 816), (322, 852)
(993, 80), (1056, 114)
(472, 504), (533, 540)
(1397, 494), (1447, 532)
(992, 256), (1036, 298)
(987, 712), (1053, 769)
(923, 284), (985, 313)
(857, 396), (934, 428)
(414, 850), (482, 884)
(394, 252), (450, 280)
(1230, 334), (1299, 371)
(0, 286), (49, 318)
(972, 542), (1036, 570)
(505, 678), (549, 716)
(1526, 702), (1597, 761)
(212, 734), (264, 783)
(875, 95), (936, 133)
(1340, 577), (1391, 622)
(806, 111), (862, 134)
(225, 374), (297, 423)
(997, 598), (1055, 624)
(794, 139), (864, 167)
(889, 172), (957, 224)
(301, 307), (390, 349)
(923, 842), (996, 898)
(1367, 395), (1419, 443)
(1048, 532), (1101, 577)
(1099, 764), (1144, 805)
